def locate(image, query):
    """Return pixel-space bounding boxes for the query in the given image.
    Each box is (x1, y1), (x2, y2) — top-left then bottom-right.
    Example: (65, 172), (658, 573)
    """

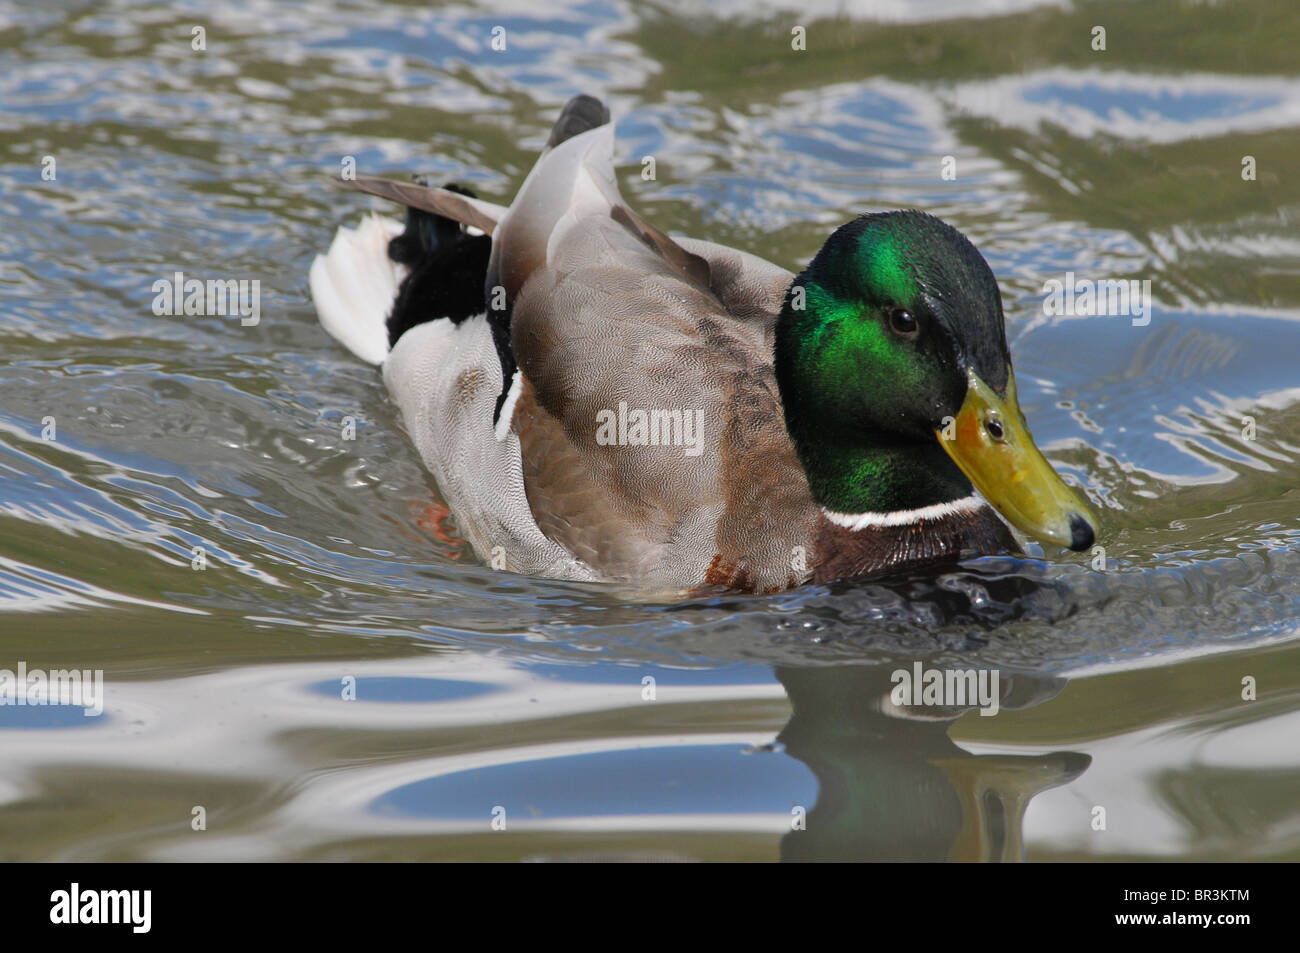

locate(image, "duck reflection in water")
(774, 664), (1089, 862)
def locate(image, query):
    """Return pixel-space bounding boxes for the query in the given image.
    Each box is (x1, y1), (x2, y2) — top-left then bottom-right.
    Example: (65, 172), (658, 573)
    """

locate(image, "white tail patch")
(309, 214), (405, 365)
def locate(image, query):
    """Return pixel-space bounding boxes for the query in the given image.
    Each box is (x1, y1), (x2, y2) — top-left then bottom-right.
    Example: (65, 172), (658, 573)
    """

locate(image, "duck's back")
(313, 95), (822, 593)
(489, 107), (819, 591)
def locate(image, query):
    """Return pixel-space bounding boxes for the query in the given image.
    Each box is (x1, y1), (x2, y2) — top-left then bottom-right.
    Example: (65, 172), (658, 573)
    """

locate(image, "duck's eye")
(888, 307), (918, 337)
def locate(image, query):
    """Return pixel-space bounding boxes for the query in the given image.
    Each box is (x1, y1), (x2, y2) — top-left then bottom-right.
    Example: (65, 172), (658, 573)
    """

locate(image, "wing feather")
(333, 176), (504, 234)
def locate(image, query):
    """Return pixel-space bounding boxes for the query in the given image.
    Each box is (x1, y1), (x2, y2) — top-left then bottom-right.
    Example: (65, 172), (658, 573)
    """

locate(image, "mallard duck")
(310, 95), (1097, 594)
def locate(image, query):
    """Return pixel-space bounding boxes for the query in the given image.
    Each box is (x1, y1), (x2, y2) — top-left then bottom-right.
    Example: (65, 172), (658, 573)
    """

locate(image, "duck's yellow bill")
(937, 369), (1097, 552)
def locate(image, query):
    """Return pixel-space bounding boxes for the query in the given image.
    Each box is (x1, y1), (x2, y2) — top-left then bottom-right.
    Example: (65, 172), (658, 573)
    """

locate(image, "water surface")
(2, 0), (1299, 861)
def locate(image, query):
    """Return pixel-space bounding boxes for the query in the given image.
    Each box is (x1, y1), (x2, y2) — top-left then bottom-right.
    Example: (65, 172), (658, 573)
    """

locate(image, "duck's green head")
(774, 210), (1096, 551)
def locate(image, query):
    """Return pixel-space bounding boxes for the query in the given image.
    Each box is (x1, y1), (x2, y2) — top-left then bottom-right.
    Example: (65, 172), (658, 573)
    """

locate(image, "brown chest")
(811, 505), (1019, 584)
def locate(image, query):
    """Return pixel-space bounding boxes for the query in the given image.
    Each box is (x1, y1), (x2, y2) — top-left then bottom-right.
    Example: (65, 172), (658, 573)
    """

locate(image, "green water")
(1, 0), (1299, 861)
